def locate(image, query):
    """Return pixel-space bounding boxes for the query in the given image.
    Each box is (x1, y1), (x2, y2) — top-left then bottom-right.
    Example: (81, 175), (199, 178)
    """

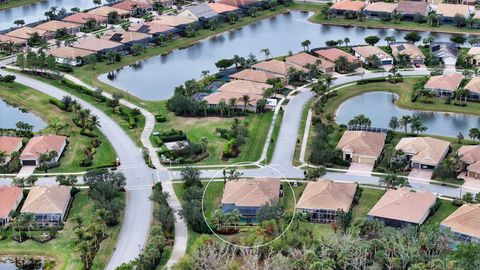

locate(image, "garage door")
(359, 157), (376, 164)
(352, 156), (360, 163)
(22, 160), (36, 166)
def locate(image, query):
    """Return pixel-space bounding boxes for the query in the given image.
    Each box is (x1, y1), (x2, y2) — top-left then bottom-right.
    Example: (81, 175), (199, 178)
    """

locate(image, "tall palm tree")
(227, 97), (237, 116)
(399, 115), (411, 134)
(241, 95), (251, 111)
(218, 99), (226, 117)
(343, 37), (350, 47)
(199, 100), (208, 117)
(301, 40), (311, 51)
(260, 48), (271, 60)
(227, 208), (241, 226)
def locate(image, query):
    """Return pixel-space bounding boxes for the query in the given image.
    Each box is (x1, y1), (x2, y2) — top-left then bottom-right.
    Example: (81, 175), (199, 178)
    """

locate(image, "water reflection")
(0, 99), (46, 131)
(0, 257), (45, 270)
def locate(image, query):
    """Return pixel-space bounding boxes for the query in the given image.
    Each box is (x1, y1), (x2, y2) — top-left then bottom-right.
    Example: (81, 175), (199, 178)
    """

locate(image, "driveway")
(459, 172), (480, 190)
(17, 166), (35, 178)
(408, 169), (433, 182)
(347, 162), (374, 175)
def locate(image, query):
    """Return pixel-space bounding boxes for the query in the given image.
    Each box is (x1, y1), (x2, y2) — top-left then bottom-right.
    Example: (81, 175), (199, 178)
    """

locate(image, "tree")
(107, 11), (119, 24)
(450, 34), (467, 46)
(93, 0), (102, 6)
(384, 36), (396, 46)
(434, 158), (456, 182)
(457, 132), (464, 144)
(215, 58), (234, 70)
(399, 115), (411, 133)
(257, 202), (283, 222)
(13, 19), (25, 27)
(410, 115), (427, 134)
(25, 175), (38, 186)
(404, 32), (421, 43)
(304, 166), (326, 181)
(334, 56), (355, 73)
(130, 44), (145, 56)
(462, 192), (474, 203)
(453, 14), (466, 28)
(181, 167), (202, 188)
(422, 35), (435, 46)
(364, 36), (380, 46)
(389, 116), (399, 131)
(365, 54), (381, 68)
(469, 128), (480, 141)
(56, 175), (78, 187)
(179, 199), (209, 233)
(260, 48), (271, 60)
(343, 37), (350, 47)
(379, 174), (407, 189)
(301, 39), (311, 51)
(210, 209), (226, 228)
(348, 114), (371, 128)
(240, 94), (250, 111)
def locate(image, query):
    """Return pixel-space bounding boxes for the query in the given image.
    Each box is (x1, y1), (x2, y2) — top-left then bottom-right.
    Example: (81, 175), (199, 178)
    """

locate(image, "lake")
(99, 11), (461, 101)
(0, 257), (45, 270)
(0, 0), (96, 30)
(336, 91), (480, 138)
(0, 98), (46, 131)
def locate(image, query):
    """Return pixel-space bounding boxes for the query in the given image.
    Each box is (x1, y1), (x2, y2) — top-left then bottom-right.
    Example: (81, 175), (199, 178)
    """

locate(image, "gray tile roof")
(186, 3), (218, 20)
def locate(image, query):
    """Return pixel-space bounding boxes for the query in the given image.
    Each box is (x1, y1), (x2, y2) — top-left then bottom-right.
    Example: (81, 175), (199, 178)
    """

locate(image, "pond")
(335, 91), (480, 138)
(99, 11), (462, 101)
(0, 0), (96, 30)
(0, 98), (46, 131)
(0, 257), (47, 270)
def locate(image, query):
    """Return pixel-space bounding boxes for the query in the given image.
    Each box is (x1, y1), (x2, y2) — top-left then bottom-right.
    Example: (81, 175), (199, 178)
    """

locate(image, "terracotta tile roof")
(424, 73), (463, 91)
(296, 180), (357, 211)
(203, 91), (263, 106)
(48, 46), (94, 59)
(396, 1), (429, 16)
(368, 187), (437, 224)
(112, 0), (153, 11)
(73, 37), (123, 52)
(390, 43), (425, 61)
(330, 0), (365, 12)
(63, 12), (107, 24)
(352, 45), (392, 61)
(395, 137), (450, 166)
(467, 161), (480, 173)
(285, 52), (324, 68)
(101, 30), (151, 44)
(129, 22), (175, 35)
(0, 186), (23, 218)
(207, 3), (240, 13)
(363, 2), (397, 13)
(21, 186), (71, 214)
(474, 12), (480, 20)
(468, 47), (480, 57)
(0, 34), (27, 44)
(150, 15), (197, 27)
(465, 76), (480, 94)
(87, 6), (131, 17)
(253, 59), (308, 76)
(219, 79), (271, 95)
(217, 0), (259, 7)
(441, 204), (480, 239)
(0, 136), (22, 155)
(20, 135), (66, 160)
(221, 178), (281, 207)
(314, 48), (358, 63)
(34, 20), (81, 32)
(230, 69), (281, 84)
(459, 145), (480, 164)
(336, 131), (387, 158)
(6, 27), (49, 40)
(436, 4), (470, 18)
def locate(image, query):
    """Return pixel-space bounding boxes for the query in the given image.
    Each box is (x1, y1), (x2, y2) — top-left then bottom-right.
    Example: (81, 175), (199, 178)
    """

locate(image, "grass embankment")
(0, 0), (40, 11)
(0, 191), (124, 270)
(0, 82), (116, 172)
(292, 99), (313, 166)
(265, 110), (284, 164)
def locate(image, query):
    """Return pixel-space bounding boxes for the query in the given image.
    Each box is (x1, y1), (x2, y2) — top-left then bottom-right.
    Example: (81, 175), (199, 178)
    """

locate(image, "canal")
(0, 98), (46, 131)
(336, 91), (480, 138)
(0, 257), (46, 270)
(99, 11), (462, 101)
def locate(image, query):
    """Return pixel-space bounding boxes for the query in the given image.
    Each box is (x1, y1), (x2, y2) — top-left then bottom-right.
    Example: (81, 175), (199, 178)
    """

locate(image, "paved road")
(0, 69), (153, 269)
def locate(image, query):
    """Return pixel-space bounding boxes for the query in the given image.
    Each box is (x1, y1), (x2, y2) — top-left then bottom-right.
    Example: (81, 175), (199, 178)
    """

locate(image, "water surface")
(0, 257), (45, 270)
(336, 91), (480, 138)
(0, 98), (46, 131)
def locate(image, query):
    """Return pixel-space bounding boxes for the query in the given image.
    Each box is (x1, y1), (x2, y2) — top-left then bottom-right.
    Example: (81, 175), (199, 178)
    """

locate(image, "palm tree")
(384, 36), (396, 46)
(211, 209), (226, 228)
(227, 208), (241, 226)
(399, 115), (411, 134)
(343, 37), (350, 47)
(241, 95), (251, 111)
(301, 40), (311, 51)
(218, 99), (226, 117)
(410, 115), (427, 134)
(0, 151), (6, 165)
(227, 97), (237, 116)
(260, 48), (271, 60)
(199, 99), (208, 117)
(391, 11), (401, 23)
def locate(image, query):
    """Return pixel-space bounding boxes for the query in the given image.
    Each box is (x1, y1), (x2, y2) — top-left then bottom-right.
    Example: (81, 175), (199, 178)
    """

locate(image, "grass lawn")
(266, 110), (284, 164)
(292, 100), (312, 166)
(155, 112), (273, 165)
(0, 0), (40, 10)
(424, 199), (459, 226)
(282, 182), (305, 213)
(0, 191), (124, 270)
(351, 187), (385, 221)
(0, 82), (116, 173)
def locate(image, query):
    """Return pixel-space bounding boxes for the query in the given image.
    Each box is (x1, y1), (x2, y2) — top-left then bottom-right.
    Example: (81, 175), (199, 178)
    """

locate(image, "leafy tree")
(434, 158), (456, 182)
(179, 199), (209, 233)
(404, 32), (421, 43)
(304, 166), (326, 181)
(181, 167), (202, 188)
(364, 35), (380, 46)
(257, 202), (283, 223)
(301, 39), (311, 51)
(348, 114), (371, 128)
(389, 116), (399, 131)
(450, 34), (467, 46)
(215, 58), (234, 70)
(55, 175), (78, 187)
(13, 19), (25, 27)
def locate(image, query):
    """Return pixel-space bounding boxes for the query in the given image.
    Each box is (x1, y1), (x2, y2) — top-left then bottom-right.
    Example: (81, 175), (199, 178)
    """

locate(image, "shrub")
(155, 114), (167, 122)
(55, 63), (73, 72)
(356, 78), (386, 85)
(48, 99), (65, 110)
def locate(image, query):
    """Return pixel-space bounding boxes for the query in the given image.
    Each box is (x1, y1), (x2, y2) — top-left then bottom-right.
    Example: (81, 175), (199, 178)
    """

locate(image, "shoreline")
(0, 0), (41, 11)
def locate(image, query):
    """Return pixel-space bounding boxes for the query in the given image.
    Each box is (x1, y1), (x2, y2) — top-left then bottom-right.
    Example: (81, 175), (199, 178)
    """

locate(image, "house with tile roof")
(73, 37), (125, 54)
(314, 48), (361, 69)
(101, 30), (152, 46)
(285, 52), (335, 74)
(458, 145), (480, 179)
(252, 59), (308, 78)
(329, 0), (365, 16)
(436, 4), (470, 23)
(19, 135), (67, 167)
(362, 2), (397, 19)
(0, 136), (22, 165)
(441, 204), (480, 243)
(221, 178), (281, 217)
(5, 27), (51, 41)
(336, 131), (387, 164)
(129, 22), (181, 37)
(21, 186), (71, 227)
(217, 0), (261, 9)
(87, 6), (131, 19)
(424, 73), (463, 97)
(0, 186), (23, 227)
(178, 3), (218, 21)
(467, 47), (480, 67)
(296, 180), (357, 223)
(390, 42), (426, 65)
(352, 45), (393, 66)
(207, 3), (240, 15)
(112, 0), (153, 15)
(151, 15), (197, 28)
(229, 69), (283, 84)
(464, 76), (480, 101)
(0, 34), (27, 47)
(395, 137), (450, 170)
(430, 42), (458, 66)
(48, 46), (95, 66)
(34, 20), (82, 36)
(396, 1), (430, 20)
(368, 187), (437, 227)
(62, 13), (108, 27)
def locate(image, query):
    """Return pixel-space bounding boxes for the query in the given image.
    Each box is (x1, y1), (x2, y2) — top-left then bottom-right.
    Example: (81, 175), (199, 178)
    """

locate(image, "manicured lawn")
(0, 0), (40, 10)
(351, 188), (385, 221)
(266, 110), (284, 164)
(0, 82), (116, 172)
(292, 100), (312, 166)
(425, 199), (459, 226)
(282, 182), (305, 213)
(0, 191), (124, 270)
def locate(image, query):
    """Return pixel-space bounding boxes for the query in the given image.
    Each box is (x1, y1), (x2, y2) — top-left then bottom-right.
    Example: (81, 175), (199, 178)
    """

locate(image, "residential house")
(436, 4), (470, 24)
(217, 0), (261, 9)
(424, 73), (463, 97)
(129, 22), (181, 38)
(34, 20), (82, 37)
(396, 1), (430, 21)
(430, 42), (458, 66)
(352, 45), (393, 66)
(368, 187), (437, 228)
(314, 48), (360, 68)
(336, 130), (387, 164)
(0, 186), (23, 227)
(21, 186), (71, 227)
(0, 34), (27, 48)
(464, 76), (480, 101)
(5, 27), (51, 42)
(101, 30), (152, 46)
(441, 204), (480, 243)
(229, 69), (283, 84)
(285, 52), (335, 74)
(467, 47), (480, 66)
(0, 136), (22, 165)
(458, 145), (480, 179)
(207, 3), (240, 15)
(329, 0), (365, 16)
(362, 2), (397, 20)
(252, 59), (308, 79)
(221, 178), (281, 217)
(19, 135), (67, 167)
(390, 42), (426, 65)
(151, 15), (197, 29)
(296, 180), (358, 223)
(48, 46), (95, 66)
(112, 0), (153, 15)
(87, 6), (131, 19)
(395, 137), (450, 170)
(62, 13), (108, 27)
(178, 3), (218, 22)
(73, 37), (125, 54)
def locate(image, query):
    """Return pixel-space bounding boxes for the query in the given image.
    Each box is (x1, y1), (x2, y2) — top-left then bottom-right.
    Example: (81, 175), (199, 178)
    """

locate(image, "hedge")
(356, 78), (387, 85)
(49, 99), (65, 110)
(159, 134), (187, 143)
(155, 114), (167, 123)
